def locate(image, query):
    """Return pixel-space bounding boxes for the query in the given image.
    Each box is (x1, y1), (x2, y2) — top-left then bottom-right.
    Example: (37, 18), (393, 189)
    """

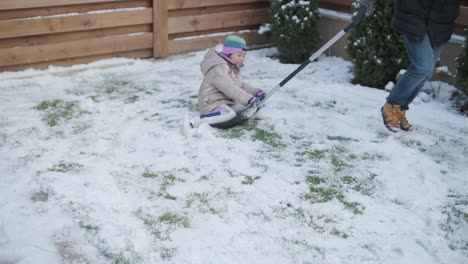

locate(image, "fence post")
(153, 0), (168, 58)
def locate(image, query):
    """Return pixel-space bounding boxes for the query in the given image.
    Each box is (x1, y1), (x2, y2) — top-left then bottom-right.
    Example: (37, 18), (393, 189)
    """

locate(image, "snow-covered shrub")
(346, 0), (408, 88)
(268, 0), (320, 63)
(455, 28), (468, 113)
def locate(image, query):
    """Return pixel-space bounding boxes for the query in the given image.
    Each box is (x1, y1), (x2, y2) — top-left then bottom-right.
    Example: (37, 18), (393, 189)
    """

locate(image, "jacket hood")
(200, 49), (227, 75)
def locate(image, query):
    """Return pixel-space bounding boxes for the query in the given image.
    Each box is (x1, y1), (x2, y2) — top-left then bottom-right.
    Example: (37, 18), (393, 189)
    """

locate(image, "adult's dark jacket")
(392, 0), (460, 47)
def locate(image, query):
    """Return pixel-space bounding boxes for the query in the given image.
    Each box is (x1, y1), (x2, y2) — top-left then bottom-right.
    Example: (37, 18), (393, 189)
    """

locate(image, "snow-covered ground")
(0, 48), (467, 264)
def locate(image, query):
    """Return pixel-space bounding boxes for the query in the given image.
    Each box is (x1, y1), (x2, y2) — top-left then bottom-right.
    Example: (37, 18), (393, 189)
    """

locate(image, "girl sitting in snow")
(184, 35), (266, 129)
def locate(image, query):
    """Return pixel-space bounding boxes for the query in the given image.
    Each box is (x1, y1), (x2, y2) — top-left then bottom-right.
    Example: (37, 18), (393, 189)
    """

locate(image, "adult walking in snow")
(378, 0), (460, 132)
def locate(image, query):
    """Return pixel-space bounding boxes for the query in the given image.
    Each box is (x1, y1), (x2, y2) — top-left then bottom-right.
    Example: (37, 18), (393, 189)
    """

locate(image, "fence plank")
(0, 49), (152, 72)
(168, 0), (269, 10)
(168, 31), (265, 54)
(0, 25), (152, 49)
(168, 9), (268, 34)
(0, 33), (153, 67)
(320, 0), (354, 6)
(0, 0), (150, 21)
(154, 0), (169, 58)
(169, 2), (269, 17)
(455, 6), (468, 26)
(0, 0), (125, 11)
(318, 0), (354, 13)
(0, 9), (152, 39)
(170, 25), (259, 40)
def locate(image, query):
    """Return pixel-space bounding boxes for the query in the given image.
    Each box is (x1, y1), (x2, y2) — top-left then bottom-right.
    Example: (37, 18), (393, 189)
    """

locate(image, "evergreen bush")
(455, 28), (468, 113)
(269, 0), (320, 63)
(456, 29), (468, 96)
(346, 0), (409, 88)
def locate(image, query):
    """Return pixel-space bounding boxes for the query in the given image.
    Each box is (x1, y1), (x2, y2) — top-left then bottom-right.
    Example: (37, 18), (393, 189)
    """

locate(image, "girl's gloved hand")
(255, 90), (267, 100)
(248, 96), (261, 107)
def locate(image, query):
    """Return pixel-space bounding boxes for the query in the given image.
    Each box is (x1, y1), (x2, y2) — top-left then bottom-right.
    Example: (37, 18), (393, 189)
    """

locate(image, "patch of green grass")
(310, 100), (336, 109)
(341, 200), (365, 215)
(160, 99), (194, 108)
(97, 247), (142, 264)
(341, 174), (376, 196)
(72, 123), (91, 134)
(136, 209), (190, 245)
(36, 99), (85, 127)
(296, 149), (327, 160)
(294, 148), (327, 166)
(305, 175), (325, 185)
(105, 86), (117, 94)
(158, 213), (190, 228)
(78, 221), (99, 234)
(88, 95), (99, 102)
(125, 95), (139, 104)
(340, 176), (356, 185)
(252, 128), (285, 148)
(160, 173), (177, 192)
(331, 154), (350, 172)
(222, 119), (258, 139)
(391, 199), (405, 206)
(360, 152), (385, 160)
(197, 175), (210, 181)
(36, 99), (61, 111)
(304, 186), (341, 203)
(142, 171), (159, 178)
(112, 254), (131, 264)
(164, 194), (177, 200)
(185, 192), (220, 215)
(303, 170), (366, 215)
(289, 135), (305, 141)
(303, 185), (364, 215)
(221, 121), (285, 149)
(312, 101), (322, 107)
(160, 247), (177, 261)
(331, 228), (349, 239)
(100, 78), (131, 94)
(400, 139), (429, 153)
(227, 170), (244, 178)
(142, 170), (185, 199)
(185, 193), (209, 208)
(48, 161), (83, 173)
(242, 175), (261, 185)
(440, 193), (468, 255)
(327, 136), (357, 142)
(224, 127), (246, 139)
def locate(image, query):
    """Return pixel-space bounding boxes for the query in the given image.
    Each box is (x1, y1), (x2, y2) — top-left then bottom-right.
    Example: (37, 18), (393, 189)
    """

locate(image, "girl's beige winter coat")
(198, 49), (260, 113)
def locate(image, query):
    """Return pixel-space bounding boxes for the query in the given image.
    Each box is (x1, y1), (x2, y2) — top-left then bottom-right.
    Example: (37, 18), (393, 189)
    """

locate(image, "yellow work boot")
(381, 102), (401, 132)
(398, 109), (413, 131)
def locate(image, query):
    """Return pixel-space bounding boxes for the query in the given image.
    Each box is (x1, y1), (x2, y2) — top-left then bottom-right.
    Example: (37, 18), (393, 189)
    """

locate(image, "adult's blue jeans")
(386, 34), (445, 110)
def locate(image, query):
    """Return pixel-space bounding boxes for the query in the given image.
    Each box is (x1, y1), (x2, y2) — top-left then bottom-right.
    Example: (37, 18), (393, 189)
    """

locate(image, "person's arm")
(210, 65), (253, 105)
(240, 81), (260, 95)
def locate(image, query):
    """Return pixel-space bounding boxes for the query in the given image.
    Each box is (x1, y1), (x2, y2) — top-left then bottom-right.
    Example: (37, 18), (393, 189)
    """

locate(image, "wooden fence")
(0, 0), (466, 72)
(0, 0), (269, 71)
